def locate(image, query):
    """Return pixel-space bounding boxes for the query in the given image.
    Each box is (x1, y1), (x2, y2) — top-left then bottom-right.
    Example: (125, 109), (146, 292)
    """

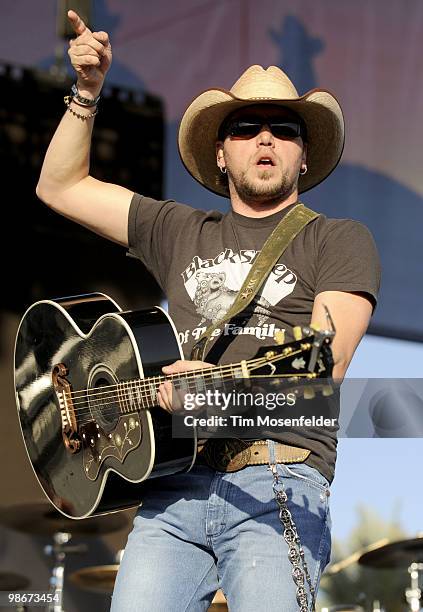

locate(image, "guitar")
(14, 293), (334, 519)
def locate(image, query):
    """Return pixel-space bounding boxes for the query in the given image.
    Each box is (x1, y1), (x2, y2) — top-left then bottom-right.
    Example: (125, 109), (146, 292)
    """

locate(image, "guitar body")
(14, 293), (196, 519)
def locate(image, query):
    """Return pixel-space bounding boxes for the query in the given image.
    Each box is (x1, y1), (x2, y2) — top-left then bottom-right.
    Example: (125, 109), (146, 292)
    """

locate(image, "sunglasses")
(220, 117), (306, 141)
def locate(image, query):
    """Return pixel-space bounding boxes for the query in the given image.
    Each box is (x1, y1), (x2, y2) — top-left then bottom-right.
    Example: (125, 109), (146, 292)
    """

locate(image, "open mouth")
(256, 157), (275, 166)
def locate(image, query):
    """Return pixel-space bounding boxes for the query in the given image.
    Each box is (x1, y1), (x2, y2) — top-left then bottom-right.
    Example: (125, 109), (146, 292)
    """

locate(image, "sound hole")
(87, 365), (120, 433)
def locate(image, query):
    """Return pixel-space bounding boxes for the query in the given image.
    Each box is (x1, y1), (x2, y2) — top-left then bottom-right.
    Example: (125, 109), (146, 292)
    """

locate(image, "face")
(216, 104), (307, 205)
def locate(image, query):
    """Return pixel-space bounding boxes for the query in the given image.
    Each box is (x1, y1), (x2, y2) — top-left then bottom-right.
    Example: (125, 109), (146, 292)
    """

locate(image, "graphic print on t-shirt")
(178, 247), (297, 345)
(193, 271), (273, 326)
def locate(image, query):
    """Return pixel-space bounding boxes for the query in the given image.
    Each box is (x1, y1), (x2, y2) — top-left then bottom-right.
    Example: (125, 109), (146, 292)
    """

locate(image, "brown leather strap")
(247, 440), (311, 465)
(197, 439), (310, 472)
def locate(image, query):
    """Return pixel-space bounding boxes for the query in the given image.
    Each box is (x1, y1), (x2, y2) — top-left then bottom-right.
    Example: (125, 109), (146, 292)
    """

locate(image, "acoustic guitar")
(14, 293), (334, 519)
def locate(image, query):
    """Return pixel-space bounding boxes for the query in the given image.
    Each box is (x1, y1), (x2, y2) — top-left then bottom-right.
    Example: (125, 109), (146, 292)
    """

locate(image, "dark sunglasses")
(220, 117), (306, 141)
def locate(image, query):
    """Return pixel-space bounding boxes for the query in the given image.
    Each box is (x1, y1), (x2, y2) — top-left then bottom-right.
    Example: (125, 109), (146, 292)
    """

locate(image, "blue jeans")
(111, 443), (331, 612)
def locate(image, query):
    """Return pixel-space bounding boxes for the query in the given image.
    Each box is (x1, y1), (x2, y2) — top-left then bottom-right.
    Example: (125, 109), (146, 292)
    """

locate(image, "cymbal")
(69, 565), (119, 593)
(0, 572), (30, 590)
(69, 566), (227, 606)
(359, 535), (423, 569)
(0, 502), (128, 536)
(325, 538), (390, 575)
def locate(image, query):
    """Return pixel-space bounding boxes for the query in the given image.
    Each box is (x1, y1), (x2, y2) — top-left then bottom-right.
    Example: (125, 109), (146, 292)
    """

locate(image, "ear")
(216, 141), (226, 171)
(301, 142), (308, 164)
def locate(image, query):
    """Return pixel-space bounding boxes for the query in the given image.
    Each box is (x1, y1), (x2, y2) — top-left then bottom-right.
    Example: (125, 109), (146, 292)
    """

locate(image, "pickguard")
(82, 414), (142, 481)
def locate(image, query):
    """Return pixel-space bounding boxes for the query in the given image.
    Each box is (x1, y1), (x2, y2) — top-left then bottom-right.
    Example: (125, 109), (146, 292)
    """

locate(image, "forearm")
(37, 84), (101, 203)
(37, 7), (111, 206)
(311, 290), (373, 381)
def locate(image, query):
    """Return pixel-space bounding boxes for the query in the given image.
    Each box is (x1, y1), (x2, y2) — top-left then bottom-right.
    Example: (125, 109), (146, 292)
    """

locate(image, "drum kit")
(68, 559), (227, 610)
(0, 502), (422, 611)
(322, 535), (423, 612)
(0, 502), (128, 612)
(0, 502), (225, 611)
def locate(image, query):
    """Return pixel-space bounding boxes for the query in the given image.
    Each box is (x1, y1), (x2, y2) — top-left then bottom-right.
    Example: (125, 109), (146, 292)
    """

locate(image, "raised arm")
(36, 10), (133, 246)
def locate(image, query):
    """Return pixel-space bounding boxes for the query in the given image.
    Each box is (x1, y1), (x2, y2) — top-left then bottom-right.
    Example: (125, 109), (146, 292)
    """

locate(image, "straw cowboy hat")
(178, 65), (345, 197)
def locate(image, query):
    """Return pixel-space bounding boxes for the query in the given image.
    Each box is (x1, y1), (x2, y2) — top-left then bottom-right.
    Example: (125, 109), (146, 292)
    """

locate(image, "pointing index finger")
(67, 9), (90, 36)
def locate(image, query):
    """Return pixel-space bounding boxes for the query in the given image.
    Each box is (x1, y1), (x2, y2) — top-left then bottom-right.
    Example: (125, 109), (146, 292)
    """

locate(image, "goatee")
(231, 170), (297, 205)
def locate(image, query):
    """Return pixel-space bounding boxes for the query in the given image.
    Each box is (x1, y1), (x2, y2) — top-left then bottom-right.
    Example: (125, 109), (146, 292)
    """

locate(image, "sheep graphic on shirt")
(193, 271), (271, 326)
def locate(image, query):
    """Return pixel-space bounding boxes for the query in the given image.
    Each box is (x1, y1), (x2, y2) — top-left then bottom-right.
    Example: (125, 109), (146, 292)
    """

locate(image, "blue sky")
(330, 335), (423, 541)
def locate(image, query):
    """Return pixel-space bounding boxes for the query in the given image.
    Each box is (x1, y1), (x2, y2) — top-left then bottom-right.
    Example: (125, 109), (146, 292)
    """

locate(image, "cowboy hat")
(178, 65), (345, 197)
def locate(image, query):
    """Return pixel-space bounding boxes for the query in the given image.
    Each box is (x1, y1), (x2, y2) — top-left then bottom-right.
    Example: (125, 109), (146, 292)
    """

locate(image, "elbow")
(332, 357), (350, 382)
(36, 180), (50, 205)
(36, 180), (60, 209)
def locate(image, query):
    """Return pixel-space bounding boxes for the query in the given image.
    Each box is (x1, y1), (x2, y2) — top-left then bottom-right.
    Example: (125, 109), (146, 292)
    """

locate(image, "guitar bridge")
(52, 363), (81, 454)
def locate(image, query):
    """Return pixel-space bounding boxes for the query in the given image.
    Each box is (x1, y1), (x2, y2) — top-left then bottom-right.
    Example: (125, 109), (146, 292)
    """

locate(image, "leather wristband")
(71, 83), (101, 107)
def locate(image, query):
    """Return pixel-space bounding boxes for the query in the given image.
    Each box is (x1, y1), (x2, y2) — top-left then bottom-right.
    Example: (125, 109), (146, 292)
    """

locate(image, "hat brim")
(178, 88), (345, 197)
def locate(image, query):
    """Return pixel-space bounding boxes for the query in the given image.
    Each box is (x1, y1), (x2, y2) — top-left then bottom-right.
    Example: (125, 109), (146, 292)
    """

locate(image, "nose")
(256, 124), (274, 146)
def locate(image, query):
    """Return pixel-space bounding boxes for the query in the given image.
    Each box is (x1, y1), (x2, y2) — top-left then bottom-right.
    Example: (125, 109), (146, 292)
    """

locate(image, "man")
(36, 10), (380, 612)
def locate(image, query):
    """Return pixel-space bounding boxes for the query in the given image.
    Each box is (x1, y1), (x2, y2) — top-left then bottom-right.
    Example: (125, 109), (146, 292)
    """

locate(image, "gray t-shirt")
(128, 194), (381, 482)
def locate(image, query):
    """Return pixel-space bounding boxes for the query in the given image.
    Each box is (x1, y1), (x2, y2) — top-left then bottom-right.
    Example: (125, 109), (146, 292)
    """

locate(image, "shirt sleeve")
(127, 193), (200, 291)
(314, 219), (381, 310)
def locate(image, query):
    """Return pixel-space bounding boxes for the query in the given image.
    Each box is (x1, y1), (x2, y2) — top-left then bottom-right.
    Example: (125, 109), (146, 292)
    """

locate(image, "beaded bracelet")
(64, 95), (98, 121)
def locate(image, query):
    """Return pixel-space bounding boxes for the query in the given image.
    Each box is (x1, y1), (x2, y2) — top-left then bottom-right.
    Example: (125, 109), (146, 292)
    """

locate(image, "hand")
(157, 360), (214, 413)
(67, 10), (112, 96)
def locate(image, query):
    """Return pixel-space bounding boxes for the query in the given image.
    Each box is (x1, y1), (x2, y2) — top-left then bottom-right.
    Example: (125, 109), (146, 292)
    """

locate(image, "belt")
(196, 439), (311, 472)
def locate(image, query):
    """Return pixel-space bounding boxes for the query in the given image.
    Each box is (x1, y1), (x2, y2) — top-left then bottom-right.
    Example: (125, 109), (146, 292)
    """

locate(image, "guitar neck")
(118, 360), (251, 413)
(116, 344), (310, 415)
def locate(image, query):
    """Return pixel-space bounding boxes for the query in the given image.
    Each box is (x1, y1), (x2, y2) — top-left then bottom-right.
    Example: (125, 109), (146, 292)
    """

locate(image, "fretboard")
(116, 362), (248, 414)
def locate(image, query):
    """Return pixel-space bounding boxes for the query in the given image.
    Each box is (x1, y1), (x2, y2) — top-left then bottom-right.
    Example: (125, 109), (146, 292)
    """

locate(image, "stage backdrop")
(1, 0), (422, 340)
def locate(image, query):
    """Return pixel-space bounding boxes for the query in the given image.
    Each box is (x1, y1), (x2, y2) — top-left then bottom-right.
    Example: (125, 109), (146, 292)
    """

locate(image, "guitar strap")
(190, 202), (320, 361)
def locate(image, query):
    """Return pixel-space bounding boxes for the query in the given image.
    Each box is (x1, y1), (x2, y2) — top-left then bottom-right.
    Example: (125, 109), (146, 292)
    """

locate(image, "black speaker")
(56, 0), (92, 38)
(0, 62), (164, 311)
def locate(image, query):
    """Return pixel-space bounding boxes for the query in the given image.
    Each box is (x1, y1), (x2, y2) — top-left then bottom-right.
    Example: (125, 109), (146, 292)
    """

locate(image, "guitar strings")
(66, 346), (307, 404)
(65, 355), (270, 401)
(66, 348), (306, 411)
(70, 371), (312, 416)
(70, 372), (316, 424)
(50, 347), (315, 428)
(69, 367), (312, 412)
(74, 370), (319, 426)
